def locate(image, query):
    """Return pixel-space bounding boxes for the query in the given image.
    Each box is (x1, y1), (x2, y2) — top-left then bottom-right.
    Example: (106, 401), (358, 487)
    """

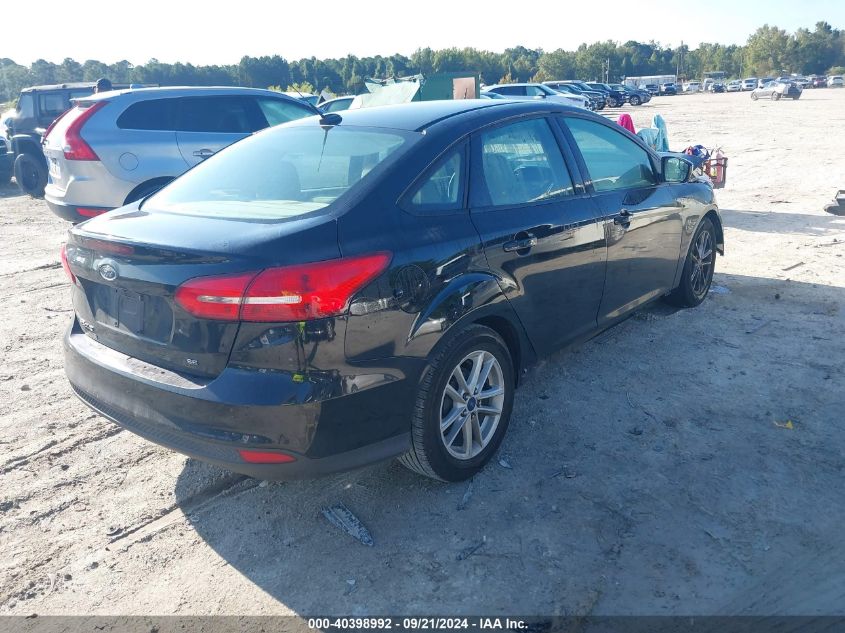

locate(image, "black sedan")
(62, 100), (723, 482)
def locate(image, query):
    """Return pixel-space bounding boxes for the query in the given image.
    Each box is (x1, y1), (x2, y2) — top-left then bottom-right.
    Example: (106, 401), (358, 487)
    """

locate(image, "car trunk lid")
(66, 205), (340, 378)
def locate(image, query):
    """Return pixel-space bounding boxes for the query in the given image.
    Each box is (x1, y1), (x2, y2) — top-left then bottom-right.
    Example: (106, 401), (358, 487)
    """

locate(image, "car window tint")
(323, 98), (352, 113)
(255, 97), (311, 127)
(408, 146), (464, 212)
(39, 93), (67, 119)
(117, 99), (177, 130)
(476, 118), (574, 207)
(179, 96), (263, 134)
(494, 86), (525, 96)
(565, 117), (656, 192)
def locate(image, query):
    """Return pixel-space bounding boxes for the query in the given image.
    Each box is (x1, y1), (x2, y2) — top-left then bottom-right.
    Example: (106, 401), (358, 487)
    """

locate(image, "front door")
(176, 96), (263, 166)
(560, 116), (683, 323)
(469, 117), (607, 351)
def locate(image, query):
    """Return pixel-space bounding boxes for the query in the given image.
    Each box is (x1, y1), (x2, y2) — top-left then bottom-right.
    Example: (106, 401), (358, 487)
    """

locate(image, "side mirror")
(662, 156), (692, 183)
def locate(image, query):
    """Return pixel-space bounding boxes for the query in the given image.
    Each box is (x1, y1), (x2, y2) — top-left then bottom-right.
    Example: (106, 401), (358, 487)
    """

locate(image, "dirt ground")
(1, 89), (844, 618)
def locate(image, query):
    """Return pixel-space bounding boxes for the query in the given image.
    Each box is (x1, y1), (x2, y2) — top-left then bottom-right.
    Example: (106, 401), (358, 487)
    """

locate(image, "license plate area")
(93, 285), (145, 334)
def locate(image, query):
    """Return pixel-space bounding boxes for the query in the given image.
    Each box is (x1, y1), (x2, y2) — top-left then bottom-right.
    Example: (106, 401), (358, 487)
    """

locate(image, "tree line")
(1, 21), (843, 102)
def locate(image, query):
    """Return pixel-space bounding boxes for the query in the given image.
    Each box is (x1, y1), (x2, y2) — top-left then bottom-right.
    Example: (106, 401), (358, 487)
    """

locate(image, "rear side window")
(474, 118), (575, 207)
(256, 97), (311, 127)
(117, 99), (177, 130)
(406, 145), (465, 214)
(565, 117), (656, 192)
(39, 93), (68, 119)
(178, 96), (264, 133)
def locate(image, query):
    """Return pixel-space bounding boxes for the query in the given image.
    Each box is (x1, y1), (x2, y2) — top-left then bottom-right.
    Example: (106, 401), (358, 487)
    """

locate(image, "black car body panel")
(64, 100), (723, 479)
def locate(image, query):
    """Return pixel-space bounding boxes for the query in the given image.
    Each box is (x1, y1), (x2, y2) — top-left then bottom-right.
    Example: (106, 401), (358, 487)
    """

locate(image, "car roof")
(286, 99), (585, 133)
(80, 86), (303, 102)
(20, 82), (98, 92)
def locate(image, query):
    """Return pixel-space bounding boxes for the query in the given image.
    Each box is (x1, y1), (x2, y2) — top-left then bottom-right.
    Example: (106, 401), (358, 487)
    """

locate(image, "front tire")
(665, 218), (717, 308)
(399, 325), (515, 482)
(14, 153), (47, 198)
(630, 96), (641, 106)
(771, 92), (781, 101)
(751, 93), (758, 101)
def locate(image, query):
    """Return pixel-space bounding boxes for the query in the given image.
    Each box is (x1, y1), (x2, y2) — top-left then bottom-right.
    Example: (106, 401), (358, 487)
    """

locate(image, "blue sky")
(9, 0), (845, 65)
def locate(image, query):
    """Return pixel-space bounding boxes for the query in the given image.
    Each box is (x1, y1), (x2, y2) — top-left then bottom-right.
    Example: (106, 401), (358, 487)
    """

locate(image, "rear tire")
(751, 93), (758, 101)
(398, 325), (515, 482)
(14, 153), (47, 198)
(630, 96), (641, 106)
(665, 218), (716, 308)
(771, 92), (781, 101)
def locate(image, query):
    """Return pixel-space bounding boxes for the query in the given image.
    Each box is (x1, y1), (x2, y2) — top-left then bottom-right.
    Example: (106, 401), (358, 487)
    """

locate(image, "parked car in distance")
(726, 80), (742, 92)
(484, 83), (589, 109)
(282, 91), (320, 106)
(660, 83), (678, 95)
(742, 78), (759, 91)
(829, 75), (844, 88)
(585, 83), (628, 107)
(543, 82), (604, 110)
(610, 83), (650, 105)
(479, 90), (506, 100)
(643, 84), (660, 95)
(0, 135), (12, 186)
(319, 96), (355, 112)
(61, 99), (723, 482)
(712, 83), (726, 93)
(757, 77), (775, 88)
(683, 81), (702, 93)
(5, 83), (100, 197)
(751, 80), (802, 101)
(43, 87), (314, 223)
(809, 75), (828, 88)
(546, 80), (608, 109)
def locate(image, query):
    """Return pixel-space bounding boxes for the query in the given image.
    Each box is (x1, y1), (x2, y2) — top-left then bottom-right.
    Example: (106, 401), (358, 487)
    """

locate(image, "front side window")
(474, 118), (575, 207)
(492, 86), (526, 96)
(145, 125), (415, 220)
(17, 94), (35, 118)
(178, 96), (263, 133)
(407, 145), (465, 213)
(256, 97), (312, 127)
(564, 117), (656, 192)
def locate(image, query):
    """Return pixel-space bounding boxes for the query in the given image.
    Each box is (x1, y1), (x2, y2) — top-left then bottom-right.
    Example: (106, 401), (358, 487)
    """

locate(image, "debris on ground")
(321, 503), (374, 547)
(457, 479), (474, 510)
(456, 539), (485, 561)
(774, 420), (795, 430)
(498, 457), (512, 469)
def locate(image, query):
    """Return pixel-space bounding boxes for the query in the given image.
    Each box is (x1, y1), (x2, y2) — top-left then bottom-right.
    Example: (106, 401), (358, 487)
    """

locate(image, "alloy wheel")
(690, 230), (714, 298)
(439, 350), (505, 460)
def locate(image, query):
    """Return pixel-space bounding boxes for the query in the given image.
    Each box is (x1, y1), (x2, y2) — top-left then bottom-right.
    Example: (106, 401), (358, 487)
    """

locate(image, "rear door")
(176, 96), (266, 166)
(469, 116), (606, 351)
(559, 115), (683, 323)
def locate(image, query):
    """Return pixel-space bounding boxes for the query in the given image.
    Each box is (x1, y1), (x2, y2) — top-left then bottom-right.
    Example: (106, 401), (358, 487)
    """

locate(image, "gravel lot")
(1, 90), (844, 617)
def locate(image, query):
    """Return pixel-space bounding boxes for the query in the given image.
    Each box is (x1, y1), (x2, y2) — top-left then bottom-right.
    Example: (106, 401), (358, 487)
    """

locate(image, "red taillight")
(242, 253), (391, 322)
(60, 244), (76, 284)
(62, 101), (106, 161)
(238, 449), (297, 464)
(174, 253), (391, 322)
(77, 207), (111, 218)
(174, 272), (256, 321)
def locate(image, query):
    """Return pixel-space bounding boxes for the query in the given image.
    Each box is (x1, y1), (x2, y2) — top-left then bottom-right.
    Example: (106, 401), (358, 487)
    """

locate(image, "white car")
(726, 80), (742, 92)
(483, 83), (589, 109)
(829, 75), (844, 88)
(684, 82), (702, 93)
(742, 78), (758, 91)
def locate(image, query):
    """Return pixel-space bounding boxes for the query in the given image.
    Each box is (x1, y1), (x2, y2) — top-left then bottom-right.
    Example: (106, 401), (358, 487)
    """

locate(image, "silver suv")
(43, 87), (313, 222)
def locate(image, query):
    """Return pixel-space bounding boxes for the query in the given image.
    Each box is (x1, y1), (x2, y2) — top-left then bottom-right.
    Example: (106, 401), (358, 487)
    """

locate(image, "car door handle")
(613, 209), (633, 226)
(192, 149), (215, 159)
(503, 234), (538, 252)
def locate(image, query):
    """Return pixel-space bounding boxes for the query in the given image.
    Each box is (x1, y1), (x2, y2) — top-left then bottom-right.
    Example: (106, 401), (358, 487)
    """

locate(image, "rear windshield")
(144, 124), (416, 220)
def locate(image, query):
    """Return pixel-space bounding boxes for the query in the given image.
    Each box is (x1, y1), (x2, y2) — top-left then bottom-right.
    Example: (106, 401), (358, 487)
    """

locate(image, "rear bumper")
(64, 323), (416, 479)
(45, 198), (112, 223)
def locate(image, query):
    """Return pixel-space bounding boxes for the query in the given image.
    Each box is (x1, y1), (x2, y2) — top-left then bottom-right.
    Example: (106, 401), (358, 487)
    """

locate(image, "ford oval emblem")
(98, 263), (118, 282)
